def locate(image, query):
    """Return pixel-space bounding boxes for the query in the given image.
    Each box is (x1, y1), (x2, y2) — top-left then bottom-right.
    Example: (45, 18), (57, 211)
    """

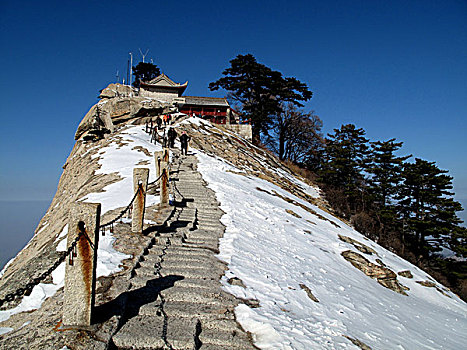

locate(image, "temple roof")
(181, 96), (229, 107)
(140, 73), (188, 91)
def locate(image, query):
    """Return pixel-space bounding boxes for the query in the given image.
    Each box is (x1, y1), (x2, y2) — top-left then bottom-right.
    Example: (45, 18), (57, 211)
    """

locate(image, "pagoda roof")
(140, 73), (188, 94)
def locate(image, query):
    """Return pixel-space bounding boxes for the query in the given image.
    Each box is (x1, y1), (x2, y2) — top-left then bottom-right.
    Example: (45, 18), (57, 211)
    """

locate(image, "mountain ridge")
(0, 86), (465, 349)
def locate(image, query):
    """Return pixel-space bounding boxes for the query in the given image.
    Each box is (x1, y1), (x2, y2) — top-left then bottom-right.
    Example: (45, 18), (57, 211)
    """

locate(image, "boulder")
(99, 83), (134, 99)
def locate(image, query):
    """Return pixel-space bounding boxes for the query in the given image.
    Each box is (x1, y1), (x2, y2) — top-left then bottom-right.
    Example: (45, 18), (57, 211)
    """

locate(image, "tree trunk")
(279, 129), (285, 161)
(252, 125), (261, 145)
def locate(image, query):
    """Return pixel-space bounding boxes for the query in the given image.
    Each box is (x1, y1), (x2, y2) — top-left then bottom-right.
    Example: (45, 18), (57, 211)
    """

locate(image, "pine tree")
(132, 62), (161, 88)
(398, 158), (466, 259)
(367, 139), (410, 243)
(209, 54), (312, 144)
(320, 124), (370, 215)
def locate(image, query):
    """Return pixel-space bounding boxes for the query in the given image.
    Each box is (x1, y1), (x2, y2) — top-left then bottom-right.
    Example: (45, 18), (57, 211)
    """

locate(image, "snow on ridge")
(195, 149), (467, 350)
(81, 125), (162, 276)
(0, 125), (161, 331)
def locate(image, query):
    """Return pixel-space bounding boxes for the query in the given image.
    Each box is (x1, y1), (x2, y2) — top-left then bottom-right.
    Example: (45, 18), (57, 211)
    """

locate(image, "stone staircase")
(111, 151), (256, 349)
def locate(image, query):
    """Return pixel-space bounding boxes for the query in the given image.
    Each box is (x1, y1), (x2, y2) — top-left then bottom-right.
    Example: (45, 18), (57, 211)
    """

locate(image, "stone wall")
(139, 87), (179, 103)
(224, 124), (252, 140)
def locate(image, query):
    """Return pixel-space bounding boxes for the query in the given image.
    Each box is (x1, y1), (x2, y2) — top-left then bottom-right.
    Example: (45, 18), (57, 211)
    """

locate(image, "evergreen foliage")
(209, 54), (466, 298)
(398, 158), (466, 259)
(132, 62), (161, 88)
(319, 124), (370, 214)
(367, 139), (410, 242)
(209, 54), (312, 144)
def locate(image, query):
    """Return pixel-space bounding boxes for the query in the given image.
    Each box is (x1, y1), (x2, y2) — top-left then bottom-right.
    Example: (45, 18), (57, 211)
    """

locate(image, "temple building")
(139, 74), (238, 124)
(138, 73), (251, 139)
(139, 73), (188, 103)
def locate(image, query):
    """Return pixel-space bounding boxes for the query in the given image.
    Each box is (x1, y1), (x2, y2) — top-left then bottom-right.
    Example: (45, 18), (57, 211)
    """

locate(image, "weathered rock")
(228, 277), (246, 288)
(75, 101), (116, 140)
(299, 283), (319, 302)
(286, 209), (302, 218)
(344, 335), (372, 350)
(99, 83), (134, 99)
(398, 270), (413, 278)
(339, 235), (377, 255)
(341, 250), (409, 295)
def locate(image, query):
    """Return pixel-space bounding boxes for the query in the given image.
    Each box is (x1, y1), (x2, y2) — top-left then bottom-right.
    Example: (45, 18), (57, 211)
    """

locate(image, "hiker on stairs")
(167, 127), (177, 148)
(180, 131), (191, 155)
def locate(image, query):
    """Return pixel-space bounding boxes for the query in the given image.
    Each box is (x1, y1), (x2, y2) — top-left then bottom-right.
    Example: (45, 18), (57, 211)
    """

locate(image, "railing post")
(160, 161), (169, 207)
(63, 202), (100, 327)
(154, 151), (163, 178)
(132, 168), (149, 233)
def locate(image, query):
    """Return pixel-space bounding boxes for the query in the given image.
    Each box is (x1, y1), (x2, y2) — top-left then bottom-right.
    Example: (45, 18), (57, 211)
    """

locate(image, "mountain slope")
(0, 115), (465, 349)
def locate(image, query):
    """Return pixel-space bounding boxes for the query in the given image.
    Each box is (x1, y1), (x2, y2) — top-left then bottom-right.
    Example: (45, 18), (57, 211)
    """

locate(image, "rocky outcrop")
(338, 235), (376, 255)
(341, 250), (409, 295)
(75, 83), (175, 140)
(99, 83), (134, 99)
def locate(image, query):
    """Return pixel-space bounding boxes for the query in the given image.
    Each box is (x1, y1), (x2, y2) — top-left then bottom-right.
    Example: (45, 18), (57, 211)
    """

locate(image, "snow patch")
(195, 149), (467, 350)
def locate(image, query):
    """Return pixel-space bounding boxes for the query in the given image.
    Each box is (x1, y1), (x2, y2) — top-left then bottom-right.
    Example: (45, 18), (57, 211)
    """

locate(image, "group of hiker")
(167, 127), (191, 155)
(146, 114), (191, 155)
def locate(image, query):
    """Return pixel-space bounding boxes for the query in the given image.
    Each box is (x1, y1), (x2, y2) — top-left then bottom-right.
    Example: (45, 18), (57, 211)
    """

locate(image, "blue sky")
(0, 0), (466, 220)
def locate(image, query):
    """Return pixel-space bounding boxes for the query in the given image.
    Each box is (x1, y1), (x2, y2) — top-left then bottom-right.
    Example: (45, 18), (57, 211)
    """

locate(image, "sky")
(0, 0), (466, 221)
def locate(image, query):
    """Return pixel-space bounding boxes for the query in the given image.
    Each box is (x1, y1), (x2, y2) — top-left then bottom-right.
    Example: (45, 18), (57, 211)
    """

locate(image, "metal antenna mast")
(139, 48), (149, 63)
(129, 52), (133, 85)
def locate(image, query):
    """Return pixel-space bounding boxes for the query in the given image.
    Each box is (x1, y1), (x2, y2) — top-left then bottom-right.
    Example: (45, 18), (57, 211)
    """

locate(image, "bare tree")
(266, 103), (323, 164)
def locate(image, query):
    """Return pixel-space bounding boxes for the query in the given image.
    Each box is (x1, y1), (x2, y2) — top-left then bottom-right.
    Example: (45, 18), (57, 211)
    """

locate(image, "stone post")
(63, 202), (100, 327)
(160, 161), (169, 207)
(132, 168), (149, 233)
(226, 108), (231, 125)
(154, 151), (163, 178)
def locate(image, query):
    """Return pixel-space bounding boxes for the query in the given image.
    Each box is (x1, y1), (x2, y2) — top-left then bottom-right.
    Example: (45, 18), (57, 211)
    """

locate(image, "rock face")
(75, 83), (174, 140)
(341, 250), (409, 295)
(99, 83), (134, 99)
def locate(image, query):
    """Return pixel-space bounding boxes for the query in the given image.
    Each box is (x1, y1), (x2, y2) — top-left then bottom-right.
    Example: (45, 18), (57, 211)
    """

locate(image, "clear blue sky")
(0, 1), (466, 220)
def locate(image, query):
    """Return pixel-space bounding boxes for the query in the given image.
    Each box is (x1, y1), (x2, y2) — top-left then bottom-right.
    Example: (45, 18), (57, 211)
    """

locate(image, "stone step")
(171, 277), (221, 290)
(162, 301), (235, 321)
(184, 232), (222, 241)
(195, 221), (224, 229)
(183, 237), (220, 248)
(164, 247), (214, 257)
(196, 216), (222, 222)
(200, 345), (254, 350)
(112, 314), (198, 350)
(192, 226), (224, 234)
(202, 319), (242, 333)
(199, 328), (253, 349)
(161, 260), (224, 273)
(159, 266), (222, 280)
(140, 252), (214, 265)
(187, 203), (219, 209)
(162, 254), (224, 268)
(161, 286), (227, 305)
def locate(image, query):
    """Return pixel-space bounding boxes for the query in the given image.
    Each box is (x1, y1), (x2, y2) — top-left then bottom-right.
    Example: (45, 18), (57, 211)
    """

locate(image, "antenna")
(129, 52), (133, 85)
(139, 48), (149, 63)
(116, 70), (120, 83)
